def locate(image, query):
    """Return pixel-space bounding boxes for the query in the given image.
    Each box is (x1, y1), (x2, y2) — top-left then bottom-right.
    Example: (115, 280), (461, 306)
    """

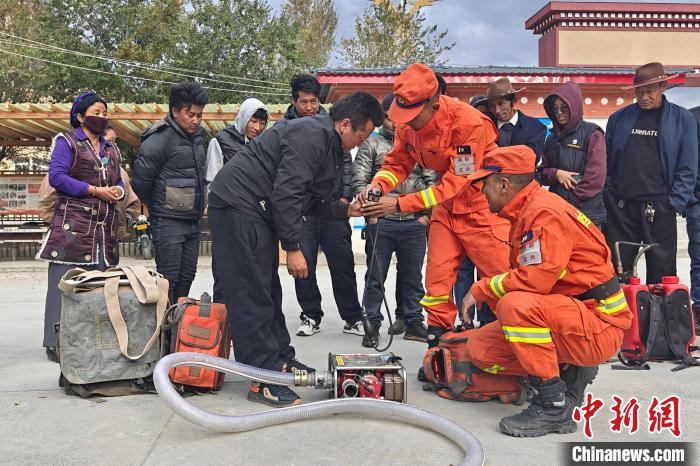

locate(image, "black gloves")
(427, 325), (448, 348)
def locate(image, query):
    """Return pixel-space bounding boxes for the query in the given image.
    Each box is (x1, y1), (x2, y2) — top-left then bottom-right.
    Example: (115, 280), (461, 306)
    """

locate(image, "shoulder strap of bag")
(661, 293), (700, 371)
(614, 291), (662, 370)
(58, 268), (123, 293)
(103, 266), (169, 361)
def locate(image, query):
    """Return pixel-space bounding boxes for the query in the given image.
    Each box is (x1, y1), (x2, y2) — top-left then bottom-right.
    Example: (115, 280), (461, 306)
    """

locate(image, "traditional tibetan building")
(316, 2), (700, 124)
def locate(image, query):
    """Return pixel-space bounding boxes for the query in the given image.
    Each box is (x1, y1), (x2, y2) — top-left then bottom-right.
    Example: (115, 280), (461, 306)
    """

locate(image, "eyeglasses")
(552, 106), (570, 115)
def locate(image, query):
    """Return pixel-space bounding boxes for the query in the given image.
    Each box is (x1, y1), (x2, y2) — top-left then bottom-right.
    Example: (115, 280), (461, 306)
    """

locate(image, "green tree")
(340, 0), (454, 68)
(281, 0), (337, 70)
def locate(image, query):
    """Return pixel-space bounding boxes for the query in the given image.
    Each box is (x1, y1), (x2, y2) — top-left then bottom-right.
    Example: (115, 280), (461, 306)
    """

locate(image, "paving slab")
(0, 255), (697, 465)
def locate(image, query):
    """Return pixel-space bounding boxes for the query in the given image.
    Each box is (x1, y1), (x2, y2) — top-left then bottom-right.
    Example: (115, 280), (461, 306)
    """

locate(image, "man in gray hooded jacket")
(206, 97), (269, 302)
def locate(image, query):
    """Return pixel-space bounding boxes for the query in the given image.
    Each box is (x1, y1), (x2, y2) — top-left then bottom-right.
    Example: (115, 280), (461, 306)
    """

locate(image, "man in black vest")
(206, 97), (269, 303)
(486, 78), (547, 163)
(132, 82), (209, 304)
(284, 74), (366, 338)
(208, 92), (383, 407)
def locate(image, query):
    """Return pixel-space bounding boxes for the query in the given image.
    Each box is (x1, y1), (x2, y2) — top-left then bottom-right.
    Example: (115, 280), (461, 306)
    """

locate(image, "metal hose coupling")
(292, 369), (333, 389)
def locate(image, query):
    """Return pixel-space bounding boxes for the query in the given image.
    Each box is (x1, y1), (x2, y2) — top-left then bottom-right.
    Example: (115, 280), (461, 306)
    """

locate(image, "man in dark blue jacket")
(132, 82), (209, 304)
(486, 77), (547, 163)
(284, 74), (365, 338)
(604, 62), (698, 284)
(685, 105), (700, 333)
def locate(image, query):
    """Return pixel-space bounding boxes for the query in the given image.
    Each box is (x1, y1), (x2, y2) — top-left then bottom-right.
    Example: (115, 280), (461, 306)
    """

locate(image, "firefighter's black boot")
(560, 364), (599, 407)
(499, 376), (576, 437)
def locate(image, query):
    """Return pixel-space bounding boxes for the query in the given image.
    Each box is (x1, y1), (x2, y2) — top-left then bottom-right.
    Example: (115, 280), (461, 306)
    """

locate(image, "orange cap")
(388, 63), (439, 124)
(468, 145), (537, 183)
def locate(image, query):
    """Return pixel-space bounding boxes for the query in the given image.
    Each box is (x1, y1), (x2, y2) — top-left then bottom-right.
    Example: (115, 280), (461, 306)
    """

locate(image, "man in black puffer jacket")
(284, 74), (365, 339)
(132, 82), (209, 304)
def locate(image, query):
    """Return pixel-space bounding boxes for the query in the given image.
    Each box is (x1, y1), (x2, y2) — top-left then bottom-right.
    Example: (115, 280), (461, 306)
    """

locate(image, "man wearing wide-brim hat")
(485, 77), (547, 162)
(604, 62), (698, 284)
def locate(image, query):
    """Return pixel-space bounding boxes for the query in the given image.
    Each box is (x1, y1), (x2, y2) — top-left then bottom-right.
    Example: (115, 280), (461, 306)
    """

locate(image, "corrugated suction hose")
(154, 352), (484, 466)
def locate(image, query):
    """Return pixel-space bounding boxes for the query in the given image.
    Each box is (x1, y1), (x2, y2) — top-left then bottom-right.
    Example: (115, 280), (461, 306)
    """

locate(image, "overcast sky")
(269, 0), (700, 108)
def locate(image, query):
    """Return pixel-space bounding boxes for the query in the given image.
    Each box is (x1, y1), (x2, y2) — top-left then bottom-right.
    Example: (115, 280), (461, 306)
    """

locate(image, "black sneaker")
(417, 366), (428, 382)
(45, 346), (59, 363)
(388, 318), (406, 335)
(499, 377), (576, 437)
(404, 321), (428, 342)
(282, 357), (316, 374)
(362, 324), (380, 348)
(248, 382), (302, 408)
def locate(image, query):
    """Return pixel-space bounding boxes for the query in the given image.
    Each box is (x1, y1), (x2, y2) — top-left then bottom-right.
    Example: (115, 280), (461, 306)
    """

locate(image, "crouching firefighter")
(460, 145), (632, 437)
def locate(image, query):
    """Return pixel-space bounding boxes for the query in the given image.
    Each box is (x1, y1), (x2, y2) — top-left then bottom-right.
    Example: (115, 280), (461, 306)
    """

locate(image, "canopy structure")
(0, 103), (292, 147)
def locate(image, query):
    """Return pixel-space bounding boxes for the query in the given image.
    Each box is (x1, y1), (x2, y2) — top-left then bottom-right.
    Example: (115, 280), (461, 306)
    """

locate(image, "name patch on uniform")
(456, 145), (472, 155)
(519, 231), (542, 266)
(454, 155), (475, 176)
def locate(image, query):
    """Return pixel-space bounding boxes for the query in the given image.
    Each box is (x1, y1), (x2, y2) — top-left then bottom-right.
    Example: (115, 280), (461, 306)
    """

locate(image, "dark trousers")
(295, 216), (362, 324)
(685, 201), (700, 315)
(209, 206), (294, 370)
(363, 219), (426, 325)
(604, 192), (677, 284)
(150, 217), (200, 305)
(212, 246), (224, 304)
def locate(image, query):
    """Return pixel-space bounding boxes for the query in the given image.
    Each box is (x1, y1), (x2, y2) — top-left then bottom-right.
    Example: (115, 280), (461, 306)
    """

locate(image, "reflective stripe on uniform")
(483, 364), (505, 374)
(489, 273), (508, 299)
(375, 170), (399, 188)
(597, 289), (627, 315)
(419, 187), (438, 208)
(502, 326), (553, 344)
(559, 269), (567, 279)
(419, 294), (450, 307)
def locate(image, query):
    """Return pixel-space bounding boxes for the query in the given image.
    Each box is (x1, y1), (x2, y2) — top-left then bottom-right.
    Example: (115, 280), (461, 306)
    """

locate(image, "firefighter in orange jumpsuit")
(360, 63), (511, 350)
(460, 144), (633, 437)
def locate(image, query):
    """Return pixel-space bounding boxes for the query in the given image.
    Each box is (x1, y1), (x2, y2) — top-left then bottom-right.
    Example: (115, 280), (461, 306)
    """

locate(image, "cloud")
(267, 0), (700, 106)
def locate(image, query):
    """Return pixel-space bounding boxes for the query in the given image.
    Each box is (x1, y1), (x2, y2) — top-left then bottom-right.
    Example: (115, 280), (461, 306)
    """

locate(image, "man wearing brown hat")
(359, 63), (511, 355)
(486, 78), (547, 162)
(604, 62), (698, 284)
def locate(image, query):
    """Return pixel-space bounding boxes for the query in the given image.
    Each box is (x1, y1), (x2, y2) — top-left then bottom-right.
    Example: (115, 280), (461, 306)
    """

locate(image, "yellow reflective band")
(483, 364), (505, 374)
(503, 326), (553, 344)
(597, 290), (627, 315)
(505, 335), (554, 344)
(577, 211), (592, 228)
(420, 187), (438, 208)
(559, 269), (567, 279)
(376, 170), (399, 188)
(420, 294), (450, 307)
(489, 273), (508, 298)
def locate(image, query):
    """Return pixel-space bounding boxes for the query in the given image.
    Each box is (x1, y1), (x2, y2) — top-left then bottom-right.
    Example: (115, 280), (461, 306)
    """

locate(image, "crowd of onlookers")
(37, 61), (700, 364)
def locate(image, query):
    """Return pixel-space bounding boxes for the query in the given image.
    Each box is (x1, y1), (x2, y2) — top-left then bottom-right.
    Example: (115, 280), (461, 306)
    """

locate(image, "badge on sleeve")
(519, 230), (542, 266)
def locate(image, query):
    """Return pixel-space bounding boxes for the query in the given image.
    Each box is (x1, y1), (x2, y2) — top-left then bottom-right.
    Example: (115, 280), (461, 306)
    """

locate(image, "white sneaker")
(343, 320), (365, 336)
(297, 317), (320, 336)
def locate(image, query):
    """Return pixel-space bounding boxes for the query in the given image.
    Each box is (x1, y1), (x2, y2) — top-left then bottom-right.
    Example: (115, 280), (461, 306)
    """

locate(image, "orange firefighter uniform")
(465, 146), (633, 381)
(372, 64), (510, 329)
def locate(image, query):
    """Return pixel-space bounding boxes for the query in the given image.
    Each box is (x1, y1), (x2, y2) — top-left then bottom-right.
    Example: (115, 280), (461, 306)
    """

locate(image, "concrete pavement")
(0, 255), (697, 465)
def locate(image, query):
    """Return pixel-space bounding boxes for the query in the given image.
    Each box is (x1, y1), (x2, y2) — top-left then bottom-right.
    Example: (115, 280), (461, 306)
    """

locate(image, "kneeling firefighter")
(459, 145), (632, 437)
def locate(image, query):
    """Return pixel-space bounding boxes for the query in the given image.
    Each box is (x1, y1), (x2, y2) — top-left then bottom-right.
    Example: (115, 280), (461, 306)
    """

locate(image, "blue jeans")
(686, 201), (700, 314)
(454, 257), (475, 316)
(150, 216), (200, 305)
(453, 256), (497, 325)
(363, 219), (426, 325)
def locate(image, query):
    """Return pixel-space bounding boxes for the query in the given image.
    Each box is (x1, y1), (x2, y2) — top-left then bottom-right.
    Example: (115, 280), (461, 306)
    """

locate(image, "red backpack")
(165, 292), (231, 389)
(613, 242), (698, 371)
(422, 327), (526, 404)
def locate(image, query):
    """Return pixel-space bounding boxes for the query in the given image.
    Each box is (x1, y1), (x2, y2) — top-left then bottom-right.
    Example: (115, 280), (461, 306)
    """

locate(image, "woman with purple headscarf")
(37, 91), (124, 362)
